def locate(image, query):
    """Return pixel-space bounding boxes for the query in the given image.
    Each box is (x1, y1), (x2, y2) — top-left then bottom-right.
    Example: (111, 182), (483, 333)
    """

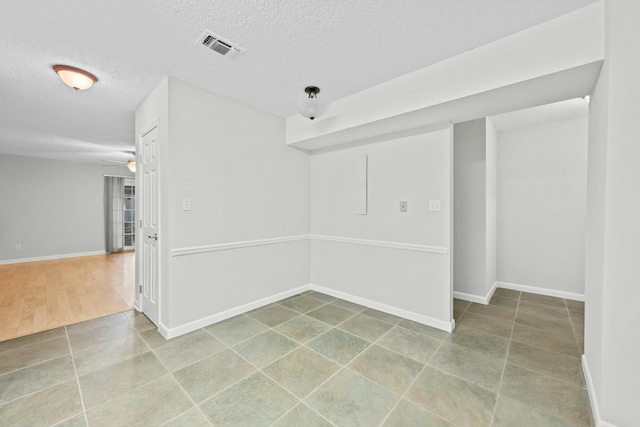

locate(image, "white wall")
(485, 119), (497, 294)
(0, 154), (133, 262)
(453, 119), (496, 301)
(584, 1), (640, 425)
(497, 117), (588, 297)
(136, 77), (310, 331)
(310, 128), (453, 330)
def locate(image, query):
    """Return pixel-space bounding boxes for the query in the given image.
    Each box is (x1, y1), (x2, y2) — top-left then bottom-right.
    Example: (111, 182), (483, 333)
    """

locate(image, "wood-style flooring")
(0, 252), (134, 342)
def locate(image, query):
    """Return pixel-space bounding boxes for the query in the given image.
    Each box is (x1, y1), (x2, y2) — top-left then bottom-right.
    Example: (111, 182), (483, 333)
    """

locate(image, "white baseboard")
(453, 282), (497, 305)
(582, 355), (617, 427)
(496, 281), (585, 302)
(0, 250), (107, 265)
(311, 284), (454, 333)
(159, 284), (312, 339)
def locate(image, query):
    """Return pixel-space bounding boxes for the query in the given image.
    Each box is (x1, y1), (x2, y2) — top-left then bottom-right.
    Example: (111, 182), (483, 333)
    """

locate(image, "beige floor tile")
(73, 333), (150, 375)
(446, 325), (510, 360)
(428, 342), (504, 391)
(566, 299), (585, 313)
(500, 364), (593, 427)
(361, 308), (403, 325)
(272, 404), (333, 427)
(406, 366), (496, 427)
(489, 295), (519, 309)
(382, 399), (455, 427)
(173, 349), (256, 403)
(233, 330), (298, 368)
(338, 313), (394, 342)
(204, 315), (268, 346)
(153, 330), (225, 372)
(86, 375), (192, 427)
(67, 322), (136, 353)
(349, 344), (423, 394)
(263, 347), (340, 398)
(275, 315), (331, 344)
(279, 295), (326, 314)
(518, 300), (570, 321)
(397, 319), (449, 341)
(0, 327), (66, 353)
(515, 309), (575, 332)
(0, 379), (83, 427)
(0, 336), (70, 374)
(79, 352), (166, 409)
(493, 394), (575, 427)
(160, 407), (210, 427)
(457, 311), (513, 338)
(512, 323), (580, 358)
(54, 413), (87, 427)
(569, 309), (585, 324)
(306, 369), (399, 427)
(0, 356), (75, 405)
(199, 372), (297, 427)
(453, 298), (471, 312)
(307, 304), (356, 326)
(507, 341), (584, 388)
(493, 288), (521, 300)
(306, 328), (370, 365)
(520, 292), (567, 309)
(466, 303), (517, 321)
(331, 299), (367, 313)
(377, 326), (440, 363)
(305, 291), (338, 303)
(247, 305), (301, 327)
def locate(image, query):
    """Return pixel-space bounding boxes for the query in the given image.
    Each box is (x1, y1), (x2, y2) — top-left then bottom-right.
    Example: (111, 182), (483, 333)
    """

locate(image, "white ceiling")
(0, 0), (597, 163)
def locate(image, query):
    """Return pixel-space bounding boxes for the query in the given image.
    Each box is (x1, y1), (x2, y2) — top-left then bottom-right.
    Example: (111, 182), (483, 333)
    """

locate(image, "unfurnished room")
(0, 1), (638, 426)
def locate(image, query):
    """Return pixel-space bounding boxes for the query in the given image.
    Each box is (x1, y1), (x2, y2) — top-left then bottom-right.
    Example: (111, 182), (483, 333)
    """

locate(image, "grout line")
(488, 292), (520, 427)
(382, 331), (461, 427)
(64, 326), (90, 427)
(140, 329), (215, 427)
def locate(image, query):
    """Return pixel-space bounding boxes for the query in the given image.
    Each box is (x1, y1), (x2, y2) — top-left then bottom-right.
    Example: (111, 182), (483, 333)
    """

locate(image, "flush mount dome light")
(53, 65), (97, 91)
(296, 86), (328, 120)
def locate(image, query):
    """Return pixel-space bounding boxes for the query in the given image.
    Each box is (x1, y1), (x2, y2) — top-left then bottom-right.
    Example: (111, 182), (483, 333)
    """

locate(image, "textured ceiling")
(0, 0), (597, 163)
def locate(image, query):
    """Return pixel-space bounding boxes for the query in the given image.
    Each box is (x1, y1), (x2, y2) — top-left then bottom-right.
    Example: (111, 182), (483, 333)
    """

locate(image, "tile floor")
(0, 289), (592, 427)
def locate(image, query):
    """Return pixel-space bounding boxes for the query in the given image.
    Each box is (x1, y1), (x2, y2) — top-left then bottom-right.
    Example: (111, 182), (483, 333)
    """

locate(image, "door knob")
(148, 233), (158, 240)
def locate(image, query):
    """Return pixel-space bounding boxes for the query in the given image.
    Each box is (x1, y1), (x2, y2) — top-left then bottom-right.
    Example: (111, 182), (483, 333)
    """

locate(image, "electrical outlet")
(400, 201), (408, 212)
(429, 200), (441, 212)
(15, 244), (21, 251)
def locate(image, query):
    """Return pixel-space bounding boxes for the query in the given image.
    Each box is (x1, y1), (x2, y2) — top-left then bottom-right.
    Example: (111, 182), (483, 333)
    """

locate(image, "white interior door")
(139, 126), (160, 325)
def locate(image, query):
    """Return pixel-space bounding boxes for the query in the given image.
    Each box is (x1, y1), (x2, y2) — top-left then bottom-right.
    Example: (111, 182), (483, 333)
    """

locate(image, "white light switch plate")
(182, 198), (191, 211)
(429, 200), (441, 211)
(400, 201), (408, 212)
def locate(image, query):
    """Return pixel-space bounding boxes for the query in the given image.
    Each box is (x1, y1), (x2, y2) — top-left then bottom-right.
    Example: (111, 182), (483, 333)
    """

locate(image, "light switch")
(182, 198), (191, 211)
(429, 200), (441, 212)
(400, 201), (408, 212)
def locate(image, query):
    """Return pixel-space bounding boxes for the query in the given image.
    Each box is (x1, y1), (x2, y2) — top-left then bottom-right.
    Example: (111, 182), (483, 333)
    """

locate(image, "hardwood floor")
(0, 252), (134, 342)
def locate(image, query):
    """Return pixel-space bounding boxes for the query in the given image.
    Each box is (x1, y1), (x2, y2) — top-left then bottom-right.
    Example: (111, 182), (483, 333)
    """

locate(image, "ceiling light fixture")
(297, 86), (328, 120)
(53, 65), (97, 91)
(127, 159), (136, 173)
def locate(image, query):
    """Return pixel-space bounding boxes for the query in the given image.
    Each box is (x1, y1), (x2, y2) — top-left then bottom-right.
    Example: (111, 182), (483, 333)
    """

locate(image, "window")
(124, 182), (135, 249)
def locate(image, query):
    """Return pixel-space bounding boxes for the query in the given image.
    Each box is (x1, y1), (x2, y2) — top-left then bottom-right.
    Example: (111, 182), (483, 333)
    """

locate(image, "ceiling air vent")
(198, 31), (244, 58)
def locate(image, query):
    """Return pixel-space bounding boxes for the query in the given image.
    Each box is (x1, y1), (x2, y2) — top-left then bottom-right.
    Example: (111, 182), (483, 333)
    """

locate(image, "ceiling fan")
(102, 150), (136, 172)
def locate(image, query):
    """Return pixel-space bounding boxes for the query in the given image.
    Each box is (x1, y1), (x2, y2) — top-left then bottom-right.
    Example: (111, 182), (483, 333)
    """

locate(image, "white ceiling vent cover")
(198, 31), (244, 58)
